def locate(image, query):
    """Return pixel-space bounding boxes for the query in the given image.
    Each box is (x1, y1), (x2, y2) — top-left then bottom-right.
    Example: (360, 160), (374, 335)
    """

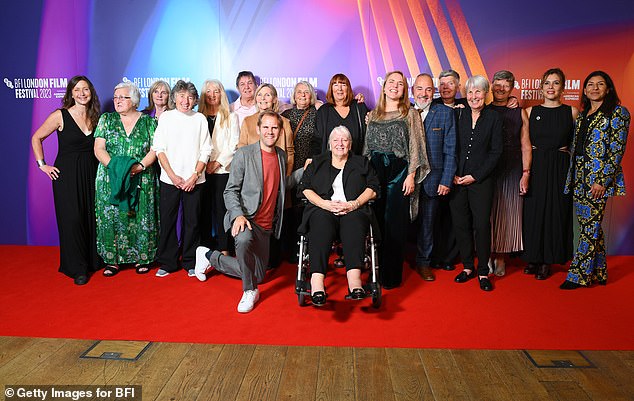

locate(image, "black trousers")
(200, 173), (230, 250)
(307, 207), (369, 275)
(430, 195), (460, 266)
(449, 177), (494, 276)
(156, 182), (201, 272)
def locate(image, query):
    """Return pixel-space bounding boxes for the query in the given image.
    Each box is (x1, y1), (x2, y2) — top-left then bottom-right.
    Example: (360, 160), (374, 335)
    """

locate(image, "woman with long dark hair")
(31, 75), (102, 285)
(561, 71), (630, 289)
(522, 68), (578, 280)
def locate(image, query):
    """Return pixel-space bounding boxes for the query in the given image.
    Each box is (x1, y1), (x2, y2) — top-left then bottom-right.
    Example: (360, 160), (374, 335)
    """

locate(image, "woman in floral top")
(94, 82), (159, 276)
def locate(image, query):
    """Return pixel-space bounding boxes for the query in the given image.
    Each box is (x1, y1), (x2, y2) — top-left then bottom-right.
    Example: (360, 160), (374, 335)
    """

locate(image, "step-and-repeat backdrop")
(2, 0), (633, 253)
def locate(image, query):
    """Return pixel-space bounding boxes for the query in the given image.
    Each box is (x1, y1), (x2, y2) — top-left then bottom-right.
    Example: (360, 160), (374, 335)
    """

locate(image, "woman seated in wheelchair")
(297, 125), (379, 306)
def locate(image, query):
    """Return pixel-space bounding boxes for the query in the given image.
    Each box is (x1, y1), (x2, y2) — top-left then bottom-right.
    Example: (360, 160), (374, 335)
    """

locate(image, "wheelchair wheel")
(298, 292), (307, 306)
(371, 282), (382, 309)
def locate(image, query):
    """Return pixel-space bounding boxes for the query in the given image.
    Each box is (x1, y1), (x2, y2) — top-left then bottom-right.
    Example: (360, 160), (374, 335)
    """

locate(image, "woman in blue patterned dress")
(561, 71), (630, 289)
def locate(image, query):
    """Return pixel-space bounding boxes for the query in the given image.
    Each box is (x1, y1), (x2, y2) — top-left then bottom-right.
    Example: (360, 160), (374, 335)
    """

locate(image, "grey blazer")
(223, 141), (288, 239)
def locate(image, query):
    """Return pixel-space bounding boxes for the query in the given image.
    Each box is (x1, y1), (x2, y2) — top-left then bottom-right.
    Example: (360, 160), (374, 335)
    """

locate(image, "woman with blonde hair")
(198, 79), (240, 253)
(142, 80), (171, 120)
(238, 83), (294, 174)
(365, 71), (430, 289)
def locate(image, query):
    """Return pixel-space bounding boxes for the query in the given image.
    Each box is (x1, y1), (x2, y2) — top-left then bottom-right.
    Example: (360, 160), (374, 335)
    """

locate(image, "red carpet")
(0, 245), (632, 350)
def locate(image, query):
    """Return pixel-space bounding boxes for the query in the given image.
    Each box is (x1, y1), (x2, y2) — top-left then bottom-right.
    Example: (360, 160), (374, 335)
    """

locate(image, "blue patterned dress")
(564, 105), (630, 285)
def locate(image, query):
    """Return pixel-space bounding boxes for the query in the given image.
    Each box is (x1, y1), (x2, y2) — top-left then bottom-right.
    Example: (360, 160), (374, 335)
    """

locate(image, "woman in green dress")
(94, 82), (159, 275)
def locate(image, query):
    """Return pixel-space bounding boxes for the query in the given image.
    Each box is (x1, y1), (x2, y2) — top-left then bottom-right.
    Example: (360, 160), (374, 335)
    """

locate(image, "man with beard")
(412, 73), (456, 281)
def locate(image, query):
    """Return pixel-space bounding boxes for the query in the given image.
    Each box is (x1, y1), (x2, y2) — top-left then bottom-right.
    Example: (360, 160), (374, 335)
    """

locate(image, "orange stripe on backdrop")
(407, 0), (442, 77)
(357, 0), (380, 97)
(445, 0), (489, 91)
(387, 0), (420, 79)
(369, 0), (396, 73)
(426, 0), (467, 86)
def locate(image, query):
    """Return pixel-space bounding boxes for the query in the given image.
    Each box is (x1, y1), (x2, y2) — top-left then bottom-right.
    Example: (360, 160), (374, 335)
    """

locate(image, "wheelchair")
(294, 210), (382, 308)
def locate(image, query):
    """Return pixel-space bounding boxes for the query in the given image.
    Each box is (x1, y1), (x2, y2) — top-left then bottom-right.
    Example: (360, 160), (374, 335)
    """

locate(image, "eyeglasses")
(113, 96), (131, 101)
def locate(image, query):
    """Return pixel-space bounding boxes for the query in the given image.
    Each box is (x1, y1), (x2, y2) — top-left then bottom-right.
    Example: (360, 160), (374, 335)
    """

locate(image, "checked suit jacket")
(421, 102), (457, 196)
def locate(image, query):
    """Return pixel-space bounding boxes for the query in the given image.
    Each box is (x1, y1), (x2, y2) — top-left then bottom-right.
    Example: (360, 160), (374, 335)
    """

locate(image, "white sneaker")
(195, 246), (211, 282)
(237, 289), (260, 313)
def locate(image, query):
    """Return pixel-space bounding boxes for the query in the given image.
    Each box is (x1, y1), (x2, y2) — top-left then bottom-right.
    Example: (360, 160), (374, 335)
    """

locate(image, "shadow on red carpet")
(0, 245), (632, 350)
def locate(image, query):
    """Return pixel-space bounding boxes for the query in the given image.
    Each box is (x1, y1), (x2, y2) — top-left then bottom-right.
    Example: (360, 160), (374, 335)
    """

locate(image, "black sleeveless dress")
(52, 109), (101, 278)
(522, 104), (574, 264)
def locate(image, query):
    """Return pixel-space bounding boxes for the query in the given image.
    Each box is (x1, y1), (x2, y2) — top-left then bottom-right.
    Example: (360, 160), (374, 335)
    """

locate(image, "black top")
(206, 115), (216, 139)
(297, 151), (379, 232)
(455, 106), (503, 181)
(574, 113), (593, 156)
(282, 105), (317, 171)
(314, 100), (369, 156)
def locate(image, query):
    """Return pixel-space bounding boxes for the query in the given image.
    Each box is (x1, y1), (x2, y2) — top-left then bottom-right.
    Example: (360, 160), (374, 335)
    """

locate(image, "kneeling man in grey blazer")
(195, 110), (288, 313)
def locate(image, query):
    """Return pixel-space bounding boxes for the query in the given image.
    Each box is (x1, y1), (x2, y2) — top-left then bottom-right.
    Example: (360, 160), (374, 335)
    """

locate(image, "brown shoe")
(416, 266), (435, 281)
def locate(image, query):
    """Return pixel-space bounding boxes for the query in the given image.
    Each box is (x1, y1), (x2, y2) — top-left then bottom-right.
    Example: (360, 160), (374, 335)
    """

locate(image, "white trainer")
(237, 289), (260, 313)
(194, 246), (211, 282)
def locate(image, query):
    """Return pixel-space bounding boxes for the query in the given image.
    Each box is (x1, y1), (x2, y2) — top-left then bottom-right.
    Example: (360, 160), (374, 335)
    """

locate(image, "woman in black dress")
(522, 68), (578, 280)
(488, 70), (531, 276)
(31, 76), (102, 285)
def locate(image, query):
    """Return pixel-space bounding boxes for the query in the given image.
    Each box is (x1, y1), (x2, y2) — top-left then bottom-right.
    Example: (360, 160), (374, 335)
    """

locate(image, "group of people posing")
(32, 67), (630, 313)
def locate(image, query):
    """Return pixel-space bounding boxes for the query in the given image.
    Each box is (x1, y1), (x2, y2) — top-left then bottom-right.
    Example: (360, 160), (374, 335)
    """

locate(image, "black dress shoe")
(311, 291), (327, 306)
(535, 264), (550, 280)
(348, 288), (366, 300)
(442, 264), (456, 271)
(560, 280), (581, 290)
(524, 263), (538, 274)
(454, 270), (476, 283)
(479, 277), (493, 291)
(74, 275), (88, 285)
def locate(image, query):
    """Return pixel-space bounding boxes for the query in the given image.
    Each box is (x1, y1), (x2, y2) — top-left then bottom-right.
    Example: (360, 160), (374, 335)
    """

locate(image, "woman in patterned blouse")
(561, 71), (630, 289)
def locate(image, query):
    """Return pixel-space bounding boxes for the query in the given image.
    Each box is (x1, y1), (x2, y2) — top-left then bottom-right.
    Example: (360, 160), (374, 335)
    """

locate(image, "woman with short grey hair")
(450, 75), (503, 291)
(278, 81), (321, 263)
(94, 81), (160, 276)
(152, 80), (212, 278)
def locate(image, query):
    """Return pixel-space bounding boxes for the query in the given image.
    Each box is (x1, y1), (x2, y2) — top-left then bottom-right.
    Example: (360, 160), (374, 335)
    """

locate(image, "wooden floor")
(1, 337), (633, 401)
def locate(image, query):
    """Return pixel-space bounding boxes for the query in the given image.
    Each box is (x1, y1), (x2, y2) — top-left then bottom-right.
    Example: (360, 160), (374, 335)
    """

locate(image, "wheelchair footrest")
(295, 279), (310, 295)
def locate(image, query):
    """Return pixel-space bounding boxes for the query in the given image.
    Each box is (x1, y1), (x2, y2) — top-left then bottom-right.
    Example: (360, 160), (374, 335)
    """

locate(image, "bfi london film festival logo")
(4, 77), (68, 99)
(519, 77), (581, 102)
(259, 76), (319, 101)
(122, 76), (190, 99)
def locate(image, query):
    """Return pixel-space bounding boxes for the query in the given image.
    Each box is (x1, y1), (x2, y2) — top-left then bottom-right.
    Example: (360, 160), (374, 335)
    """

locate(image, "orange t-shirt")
(253, 149), (280, 230)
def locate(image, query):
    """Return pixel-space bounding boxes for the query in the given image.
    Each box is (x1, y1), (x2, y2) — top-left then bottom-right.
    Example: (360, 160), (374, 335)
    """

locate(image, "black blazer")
(297, 151), (379, 232)
(455, 105), (503, 182)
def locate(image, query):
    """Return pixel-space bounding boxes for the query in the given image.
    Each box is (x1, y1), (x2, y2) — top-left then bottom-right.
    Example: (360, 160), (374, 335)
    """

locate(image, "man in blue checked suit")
(412, 73), (457, 281)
